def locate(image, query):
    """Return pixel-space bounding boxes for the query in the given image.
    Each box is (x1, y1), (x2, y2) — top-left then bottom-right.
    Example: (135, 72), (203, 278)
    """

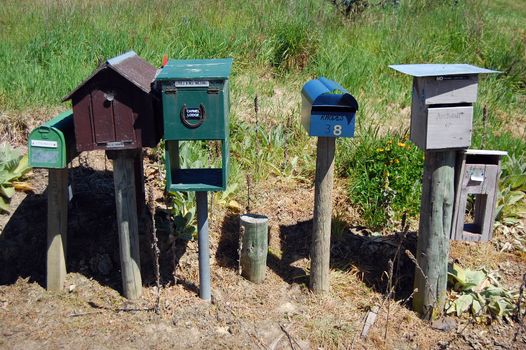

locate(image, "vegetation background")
(0, 0), (525, 348)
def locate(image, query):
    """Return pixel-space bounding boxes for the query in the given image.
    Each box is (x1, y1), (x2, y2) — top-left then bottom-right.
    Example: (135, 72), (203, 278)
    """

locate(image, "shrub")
(341, 131), (423, 229)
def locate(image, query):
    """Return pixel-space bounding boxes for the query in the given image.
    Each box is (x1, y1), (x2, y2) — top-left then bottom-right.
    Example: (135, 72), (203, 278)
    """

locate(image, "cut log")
(239, 214), (268, 283)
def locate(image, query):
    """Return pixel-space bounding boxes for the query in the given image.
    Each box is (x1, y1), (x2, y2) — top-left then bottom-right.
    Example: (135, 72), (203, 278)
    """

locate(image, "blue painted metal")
(196, 191), (211, 301)
(301, 77), (358, 138)
(389, 64), (500, 77)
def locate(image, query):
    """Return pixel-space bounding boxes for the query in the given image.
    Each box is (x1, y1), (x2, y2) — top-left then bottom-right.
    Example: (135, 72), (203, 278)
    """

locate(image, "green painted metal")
(156, 58), (232, 192)
(28, 110), (78, 169)
(156, 58), (233, 80)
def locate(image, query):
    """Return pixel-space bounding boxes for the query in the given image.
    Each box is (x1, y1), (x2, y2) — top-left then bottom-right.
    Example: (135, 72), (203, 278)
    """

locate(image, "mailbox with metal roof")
(389, 64), (499, 150)
(155, 58), (233, 192)
(28, 110), (78, 169)
(64, 51), (161, 152)
(301, 77), (358, 138)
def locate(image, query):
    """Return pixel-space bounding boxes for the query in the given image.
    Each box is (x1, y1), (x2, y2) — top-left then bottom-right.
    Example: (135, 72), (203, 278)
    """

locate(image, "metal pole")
(196, 191), (211, 301)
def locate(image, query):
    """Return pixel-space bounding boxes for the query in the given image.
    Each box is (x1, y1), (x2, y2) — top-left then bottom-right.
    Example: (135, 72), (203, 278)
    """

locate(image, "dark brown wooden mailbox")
(63, 51), (161, 152)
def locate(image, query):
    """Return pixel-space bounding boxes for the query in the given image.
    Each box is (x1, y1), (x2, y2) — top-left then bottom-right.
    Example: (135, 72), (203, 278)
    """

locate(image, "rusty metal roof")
(63, 51), (157, 101)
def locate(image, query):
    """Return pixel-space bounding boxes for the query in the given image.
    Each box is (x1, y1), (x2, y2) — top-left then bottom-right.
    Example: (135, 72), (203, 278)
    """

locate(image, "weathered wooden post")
(300, 77), (359, 293)
(108, 150), (143, 299)
(239, 214), (269, 283)
(155, 58), (233, 300)
(46, 168), (69, 291)
(28, 110), (78, 291)
(389, 64), (499, 319)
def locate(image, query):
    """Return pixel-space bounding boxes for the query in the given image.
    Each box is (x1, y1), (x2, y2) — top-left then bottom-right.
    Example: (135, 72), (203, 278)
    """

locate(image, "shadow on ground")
(216, 212), (418, 302)
(0, 165), (193, 295)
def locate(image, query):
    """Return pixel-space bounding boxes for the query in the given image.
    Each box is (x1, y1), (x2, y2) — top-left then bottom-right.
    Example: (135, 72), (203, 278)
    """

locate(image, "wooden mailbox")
(389, 64), (499, 150)
(451, 150), (507, 242)
(63, 51), (161, 152)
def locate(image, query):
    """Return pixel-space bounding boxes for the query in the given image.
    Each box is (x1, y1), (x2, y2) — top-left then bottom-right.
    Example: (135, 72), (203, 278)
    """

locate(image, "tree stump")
(239, 214), (268, 283)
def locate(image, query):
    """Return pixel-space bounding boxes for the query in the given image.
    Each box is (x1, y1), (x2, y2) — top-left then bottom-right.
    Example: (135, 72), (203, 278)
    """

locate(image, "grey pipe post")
(196, 191), (211, 301)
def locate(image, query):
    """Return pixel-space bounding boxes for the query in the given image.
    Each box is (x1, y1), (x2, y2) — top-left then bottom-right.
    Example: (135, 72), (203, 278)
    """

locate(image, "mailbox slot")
(451, 150), (507, 241)
(29, 110), (78, 169)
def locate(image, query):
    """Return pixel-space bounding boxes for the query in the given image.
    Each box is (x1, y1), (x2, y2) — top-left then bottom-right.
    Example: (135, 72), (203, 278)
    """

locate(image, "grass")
(1, 0), (525, 228)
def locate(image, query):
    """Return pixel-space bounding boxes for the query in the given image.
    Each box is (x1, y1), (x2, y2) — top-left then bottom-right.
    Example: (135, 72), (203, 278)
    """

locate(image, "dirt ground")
(1, 151), (525, 350)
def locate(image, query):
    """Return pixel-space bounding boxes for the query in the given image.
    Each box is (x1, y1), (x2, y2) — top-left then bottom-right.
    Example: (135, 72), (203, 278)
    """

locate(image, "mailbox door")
(29, 128), (65, 169)
(91, 88), (137, 148)
(425, 106), (473, 149)
(163, 83), (226, 141)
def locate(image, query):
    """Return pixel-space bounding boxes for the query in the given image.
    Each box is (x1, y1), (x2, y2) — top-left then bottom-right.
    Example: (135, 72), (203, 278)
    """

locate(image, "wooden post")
(46, 168), (69, 291)
(110, 150), (142, 300)
(310, 137), (336, 293)
(413, 150), (455, 319)
(239, 214), (268, 283)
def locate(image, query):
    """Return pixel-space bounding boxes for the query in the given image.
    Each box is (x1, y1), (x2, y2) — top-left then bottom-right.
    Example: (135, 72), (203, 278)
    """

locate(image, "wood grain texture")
(309, 137), (335, 294)
(46, 169), (69, 291)
(113, 153), (142, 299)
(239, 214), (268, 283)
(413, 150), (455, 320)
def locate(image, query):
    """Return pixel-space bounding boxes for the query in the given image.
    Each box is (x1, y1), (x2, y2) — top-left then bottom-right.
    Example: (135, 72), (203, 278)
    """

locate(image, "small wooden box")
(451, 150), (507, 242)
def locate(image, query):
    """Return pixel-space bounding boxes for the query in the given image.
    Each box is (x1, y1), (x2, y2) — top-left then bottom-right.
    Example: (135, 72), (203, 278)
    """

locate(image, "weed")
(0, 143), (31, 213)
(446, 263), (518, 323)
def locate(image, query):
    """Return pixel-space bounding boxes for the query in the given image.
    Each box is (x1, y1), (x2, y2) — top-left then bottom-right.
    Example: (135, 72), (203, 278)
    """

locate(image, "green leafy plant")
(341, 131), (423, 229)
(495, 154), (526, 225)
(169, 191), (196, 241)
(446, 264), (518, 323)
(0, 143), (31, 213)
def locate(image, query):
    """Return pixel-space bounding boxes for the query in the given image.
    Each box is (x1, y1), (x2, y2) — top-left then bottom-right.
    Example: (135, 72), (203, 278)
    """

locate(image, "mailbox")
(28, 110), (78, 169)
(63, 51), (161, 152)
(301, 77), (358, 137)
(389, 64), (499, 150)
(155, 58), (233, 192)
(451, 150), (507, 242)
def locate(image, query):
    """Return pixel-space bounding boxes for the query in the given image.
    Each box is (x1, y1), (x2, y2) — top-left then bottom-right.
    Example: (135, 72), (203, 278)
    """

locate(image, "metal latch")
(164, 87), (177, 94)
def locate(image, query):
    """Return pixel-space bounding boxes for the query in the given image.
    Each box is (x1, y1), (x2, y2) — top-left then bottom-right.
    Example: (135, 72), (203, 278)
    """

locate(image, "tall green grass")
(1, 0), (524, 228)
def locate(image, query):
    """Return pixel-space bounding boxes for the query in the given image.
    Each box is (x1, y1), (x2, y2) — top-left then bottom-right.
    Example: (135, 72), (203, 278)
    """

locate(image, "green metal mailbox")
(28, 110), (78, 169)
(155, 58), (233, 192)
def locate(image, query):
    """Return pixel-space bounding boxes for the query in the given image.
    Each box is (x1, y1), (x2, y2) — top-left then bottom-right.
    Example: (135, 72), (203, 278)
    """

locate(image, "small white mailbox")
(389, 64), (499, 150)
(451, 150), (507, 242)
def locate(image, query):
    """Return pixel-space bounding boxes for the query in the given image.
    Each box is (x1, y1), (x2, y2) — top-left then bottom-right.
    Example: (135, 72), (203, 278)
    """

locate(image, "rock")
(431, 317), (457, 332)
(215, 326), (230, 336)
(277, 302), (297, 315)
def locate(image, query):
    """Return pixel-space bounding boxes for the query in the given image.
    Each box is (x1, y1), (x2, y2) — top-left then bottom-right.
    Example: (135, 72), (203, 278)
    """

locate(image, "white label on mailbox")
(174, 80), (210, 88)
(31, 140), (58, 148)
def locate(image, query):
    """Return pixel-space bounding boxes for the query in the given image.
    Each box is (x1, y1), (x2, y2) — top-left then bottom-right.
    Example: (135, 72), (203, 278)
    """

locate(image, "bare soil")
(1, 151), (525, 350)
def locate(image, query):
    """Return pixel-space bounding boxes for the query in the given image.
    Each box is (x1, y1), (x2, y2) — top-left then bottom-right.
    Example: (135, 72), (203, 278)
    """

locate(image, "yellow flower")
(398, 142), (406, 148)
(376, 148), (384, 152)
(394, 159), (400, 164)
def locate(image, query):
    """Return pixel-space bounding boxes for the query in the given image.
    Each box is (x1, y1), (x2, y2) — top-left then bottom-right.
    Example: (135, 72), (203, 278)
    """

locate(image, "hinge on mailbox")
(165, 87), (177, 94)
(207, 88), (220, 94)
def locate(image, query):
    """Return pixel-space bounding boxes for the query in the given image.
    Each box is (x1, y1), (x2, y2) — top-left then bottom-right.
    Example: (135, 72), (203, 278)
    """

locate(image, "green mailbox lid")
(29, 110), (75, 169)
(156, 58), (233, 81)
